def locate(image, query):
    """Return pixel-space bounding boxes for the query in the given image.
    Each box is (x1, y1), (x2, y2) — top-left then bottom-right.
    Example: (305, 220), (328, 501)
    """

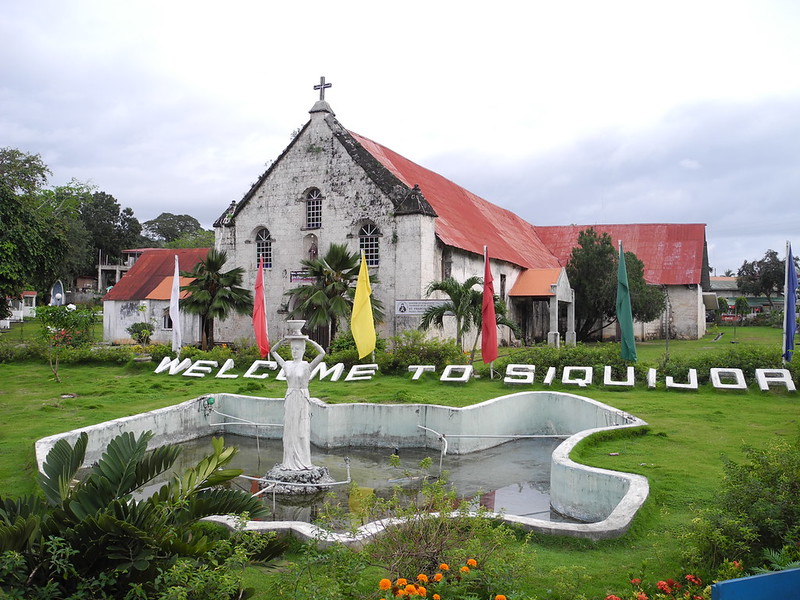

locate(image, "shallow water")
(144, 434), (577, 527)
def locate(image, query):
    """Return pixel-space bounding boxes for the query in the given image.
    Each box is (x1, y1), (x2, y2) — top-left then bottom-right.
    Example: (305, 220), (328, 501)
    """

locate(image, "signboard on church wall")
(395, 299), (448, 315)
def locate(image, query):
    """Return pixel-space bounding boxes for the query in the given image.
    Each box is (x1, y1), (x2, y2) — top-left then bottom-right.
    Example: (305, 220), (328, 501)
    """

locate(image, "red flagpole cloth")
(253, 258), (270, 358)
(481, 247), (498, 363)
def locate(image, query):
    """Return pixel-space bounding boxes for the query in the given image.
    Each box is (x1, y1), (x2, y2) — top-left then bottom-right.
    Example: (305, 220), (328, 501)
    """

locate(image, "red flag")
(253, 258), (270, 358)
(481, 247), (498, 363)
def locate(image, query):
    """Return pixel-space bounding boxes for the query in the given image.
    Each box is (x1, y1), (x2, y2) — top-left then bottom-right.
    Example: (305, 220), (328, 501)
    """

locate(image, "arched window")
(359, 223), (380, 267)
(305, 188), (322, 229)
(255, 228), (272, 268)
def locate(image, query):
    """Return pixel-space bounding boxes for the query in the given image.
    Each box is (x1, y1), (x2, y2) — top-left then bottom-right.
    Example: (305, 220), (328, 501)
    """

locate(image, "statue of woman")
(270, 334), (326, 471)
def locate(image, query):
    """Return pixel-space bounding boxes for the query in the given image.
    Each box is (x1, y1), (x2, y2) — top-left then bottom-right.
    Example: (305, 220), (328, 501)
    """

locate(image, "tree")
(181, 248), (253, 350)
(566, 228), (666, 341)
(165, 228), (215, 249)
(419, 276), (482, 349)
(0, 430), (271, 597)
(79, 190), (145, 265)
(0, 146), (52, 198)
(737, 249), (786, 308)
(37, 304), (96, 382)
(286, 243), (384, 346)
(0, 183), (69, 317)
(144, 212), (202, 244)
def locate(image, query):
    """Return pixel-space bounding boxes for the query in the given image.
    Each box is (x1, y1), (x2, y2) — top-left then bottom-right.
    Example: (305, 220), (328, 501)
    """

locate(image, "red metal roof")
(350, 132), (560, 269)
(103, 248), (210, 301)
(534, 224), (706, 285)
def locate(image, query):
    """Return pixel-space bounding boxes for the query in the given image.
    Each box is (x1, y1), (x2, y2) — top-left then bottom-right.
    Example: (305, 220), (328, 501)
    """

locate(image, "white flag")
(170, 254), (182, 353)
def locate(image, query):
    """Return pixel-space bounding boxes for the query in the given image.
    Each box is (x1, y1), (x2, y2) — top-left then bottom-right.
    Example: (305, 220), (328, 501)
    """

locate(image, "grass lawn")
(0, 326), (796, 598)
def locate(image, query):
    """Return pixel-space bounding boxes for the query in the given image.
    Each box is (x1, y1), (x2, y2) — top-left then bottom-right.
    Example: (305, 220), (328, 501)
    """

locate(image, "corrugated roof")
(350, 132), (560, 270)
(535, 224), (706, 285)
(709, 276), (739, 292)
(103, 248), (209, 301)
(508, 268), (562, 297)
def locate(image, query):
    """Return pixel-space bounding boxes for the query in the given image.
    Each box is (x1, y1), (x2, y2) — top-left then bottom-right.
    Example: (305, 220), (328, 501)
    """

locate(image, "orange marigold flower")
(433, 573), (443, 582)
(417, 574), (429, 583)
(460, 566), (470, 573)
(439, 563), (449, 571)
(495, 595), (507, 600)
(467, 558), (477, 567)
(433, 595), (441, 600)
(405, 584), (418, 596)
(397, 578), (408, 587)
(417, 585), (427, 596)
(380, 579), (392, 590)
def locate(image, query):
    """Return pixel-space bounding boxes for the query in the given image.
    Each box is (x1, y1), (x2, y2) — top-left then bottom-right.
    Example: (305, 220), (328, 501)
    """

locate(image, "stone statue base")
(261, 464), (334, 495)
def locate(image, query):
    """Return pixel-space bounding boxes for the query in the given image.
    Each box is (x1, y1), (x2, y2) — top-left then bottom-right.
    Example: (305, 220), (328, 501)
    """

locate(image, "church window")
(305, 188), (323, 229)
(441, 248), (452, 280)
(256, 228), (273, 268)
(500, 274), (506, 299)
(359, 223), (380, 267)
(162, 308), (172, 330)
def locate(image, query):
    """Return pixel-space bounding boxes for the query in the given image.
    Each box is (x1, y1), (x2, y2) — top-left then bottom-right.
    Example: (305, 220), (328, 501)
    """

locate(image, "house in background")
(536, 224), (711, 340)
(0, 291), (37, 329)
(709, 276), (784, 320)
(102, 248), (206, 345)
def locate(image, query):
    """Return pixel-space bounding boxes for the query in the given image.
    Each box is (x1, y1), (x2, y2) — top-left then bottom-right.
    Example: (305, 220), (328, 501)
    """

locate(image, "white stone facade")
(214, 103), (444, 345)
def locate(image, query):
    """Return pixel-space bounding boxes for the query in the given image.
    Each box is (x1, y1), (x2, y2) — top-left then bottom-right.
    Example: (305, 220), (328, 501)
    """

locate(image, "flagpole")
(783, 241), (789, 365)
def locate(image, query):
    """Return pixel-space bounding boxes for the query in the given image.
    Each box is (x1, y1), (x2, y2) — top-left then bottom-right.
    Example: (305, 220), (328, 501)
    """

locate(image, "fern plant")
(0, 430), (270, 597)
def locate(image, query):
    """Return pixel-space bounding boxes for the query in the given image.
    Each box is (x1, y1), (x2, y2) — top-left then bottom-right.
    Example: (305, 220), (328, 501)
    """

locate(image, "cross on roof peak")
(313, 76), (332, 101)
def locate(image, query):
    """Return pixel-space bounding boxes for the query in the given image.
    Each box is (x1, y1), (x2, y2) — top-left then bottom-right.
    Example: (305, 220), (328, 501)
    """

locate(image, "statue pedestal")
(261, 464), (334, 495)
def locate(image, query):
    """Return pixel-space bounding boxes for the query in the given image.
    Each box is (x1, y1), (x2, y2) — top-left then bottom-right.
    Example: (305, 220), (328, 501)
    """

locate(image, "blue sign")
(712, 568), (800, 599)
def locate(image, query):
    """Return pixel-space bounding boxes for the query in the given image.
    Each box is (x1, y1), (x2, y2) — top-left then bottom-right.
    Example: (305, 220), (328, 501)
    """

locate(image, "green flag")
(616, 242), (637, 362)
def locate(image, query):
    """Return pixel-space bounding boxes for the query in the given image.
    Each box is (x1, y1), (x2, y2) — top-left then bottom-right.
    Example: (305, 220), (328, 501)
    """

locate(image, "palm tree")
(286, 243), (384, 346)
(419, 276), (482, 349)
(181, 248), (252, 350)
(0, 430), (271, 595)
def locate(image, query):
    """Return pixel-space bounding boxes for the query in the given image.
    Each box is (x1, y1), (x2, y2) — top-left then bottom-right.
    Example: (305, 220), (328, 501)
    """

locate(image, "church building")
(213, 93), (577, 348)
(211, 86), (709, 348)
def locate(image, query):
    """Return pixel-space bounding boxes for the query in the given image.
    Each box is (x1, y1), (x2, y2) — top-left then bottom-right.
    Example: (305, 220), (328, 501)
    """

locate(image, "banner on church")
(395, 299), (449, 315)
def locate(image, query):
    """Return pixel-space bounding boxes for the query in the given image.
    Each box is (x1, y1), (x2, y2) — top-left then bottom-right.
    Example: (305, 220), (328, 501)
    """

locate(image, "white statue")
(270, 328), (325, 471)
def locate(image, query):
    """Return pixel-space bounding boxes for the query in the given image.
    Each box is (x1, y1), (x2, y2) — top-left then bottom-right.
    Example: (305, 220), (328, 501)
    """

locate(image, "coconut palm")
(286, 243), (384, 346)
(419, 276), (482, 349)
(420, 276), (521, 360)
(181, 248), (252, 350)
(0, 430), (270, 596)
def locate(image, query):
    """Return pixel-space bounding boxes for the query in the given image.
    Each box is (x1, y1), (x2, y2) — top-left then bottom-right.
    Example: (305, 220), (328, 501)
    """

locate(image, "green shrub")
(377, 329), (466, 375)
(689, 435), (800, 569)
(126, 321), (155, 344)
(658, 346), (797, 384)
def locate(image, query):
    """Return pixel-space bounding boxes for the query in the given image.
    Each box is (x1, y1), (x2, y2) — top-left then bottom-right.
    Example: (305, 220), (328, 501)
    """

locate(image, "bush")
(688, 435), (800, 569)
(377, 329), (467, 375)
(658, 346), (797, 385)
(126, 321), (154, 344)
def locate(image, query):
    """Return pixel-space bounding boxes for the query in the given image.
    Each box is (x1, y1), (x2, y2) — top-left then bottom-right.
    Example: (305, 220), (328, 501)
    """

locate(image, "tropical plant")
(0, 430), (270, 597)
(36, 303), (96, 382)
(181, 248), (253, 350)
(419, 276), (482, 350)
(127, 321), (155, 344)
(286, 243), (384, 346)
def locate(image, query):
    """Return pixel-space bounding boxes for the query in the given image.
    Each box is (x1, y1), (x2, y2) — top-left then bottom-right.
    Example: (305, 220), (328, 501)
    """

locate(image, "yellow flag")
(351, 252), (376, 358)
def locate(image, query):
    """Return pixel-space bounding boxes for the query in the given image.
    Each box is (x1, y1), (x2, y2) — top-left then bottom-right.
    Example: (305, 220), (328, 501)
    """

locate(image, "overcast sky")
(2, 1), (799, 273)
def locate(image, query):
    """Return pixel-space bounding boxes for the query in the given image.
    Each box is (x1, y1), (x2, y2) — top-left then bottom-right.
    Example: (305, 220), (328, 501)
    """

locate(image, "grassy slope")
(0, 325), (796, 598)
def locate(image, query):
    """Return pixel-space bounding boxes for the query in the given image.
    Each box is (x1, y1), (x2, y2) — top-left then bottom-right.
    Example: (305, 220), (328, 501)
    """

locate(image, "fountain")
(35, 323), (650, 545)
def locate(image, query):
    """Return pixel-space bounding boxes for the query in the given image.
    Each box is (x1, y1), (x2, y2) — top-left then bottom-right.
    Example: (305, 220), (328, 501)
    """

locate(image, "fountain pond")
(37, 390), (650, 545)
